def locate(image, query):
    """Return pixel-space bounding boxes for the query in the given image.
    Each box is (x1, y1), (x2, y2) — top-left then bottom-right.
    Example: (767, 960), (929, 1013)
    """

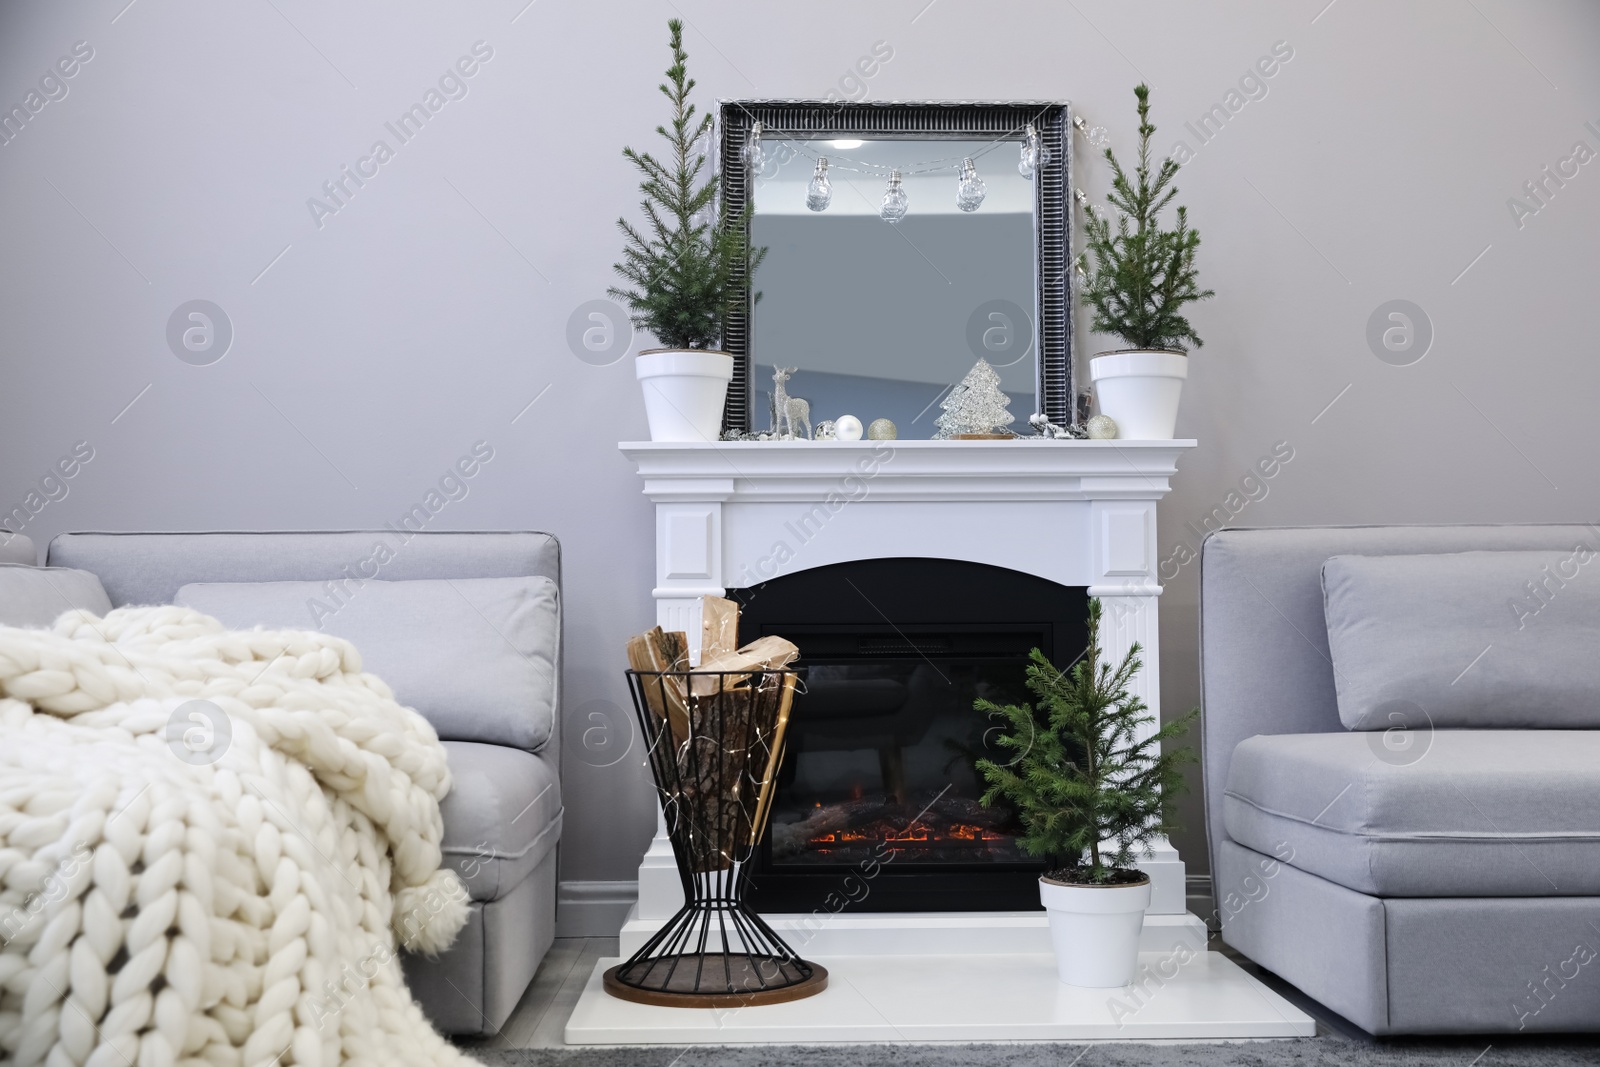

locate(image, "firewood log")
(625, 626), (691, 745)
(701, 595), (740, 661)
(689, 634), (799, 697)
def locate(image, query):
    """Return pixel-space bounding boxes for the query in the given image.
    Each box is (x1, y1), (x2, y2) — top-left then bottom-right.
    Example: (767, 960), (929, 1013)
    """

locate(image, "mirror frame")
(719, 99), (1073, 436)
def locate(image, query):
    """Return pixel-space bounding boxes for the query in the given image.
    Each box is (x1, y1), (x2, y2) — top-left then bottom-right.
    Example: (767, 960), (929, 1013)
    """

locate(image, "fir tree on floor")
(934, 358), (1015, 439)
(609, 20), (764, 350)
(1080, 84), (1214, 352)
(975, 599), (1196, 884)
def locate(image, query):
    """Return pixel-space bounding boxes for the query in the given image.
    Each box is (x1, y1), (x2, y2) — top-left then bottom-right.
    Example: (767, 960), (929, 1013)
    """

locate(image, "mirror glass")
(749, 137), (1036, 439)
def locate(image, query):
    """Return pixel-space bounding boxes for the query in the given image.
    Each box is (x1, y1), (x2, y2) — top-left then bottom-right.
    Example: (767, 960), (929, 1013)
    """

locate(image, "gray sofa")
(1201, 524), (1600, 1036)
(18, 531), (562, 1038)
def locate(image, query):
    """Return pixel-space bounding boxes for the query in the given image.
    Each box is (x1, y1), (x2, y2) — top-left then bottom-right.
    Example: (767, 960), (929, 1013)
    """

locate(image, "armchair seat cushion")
(438, 741), (562, 903)
(1224, 730), (1600, 897)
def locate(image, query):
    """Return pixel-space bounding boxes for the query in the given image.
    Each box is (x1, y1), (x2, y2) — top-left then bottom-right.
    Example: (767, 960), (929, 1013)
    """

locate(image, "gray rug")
(470, 1037), (1600, 1067)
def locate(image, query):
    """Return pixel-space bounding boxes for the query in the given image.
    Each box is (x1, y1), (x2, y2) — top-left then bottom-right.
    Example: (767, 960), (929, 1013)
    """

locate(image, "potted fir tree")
(1080, 85), (1213, 440)
(976, 599), (1196, 987)
(611, 20), (764, 442)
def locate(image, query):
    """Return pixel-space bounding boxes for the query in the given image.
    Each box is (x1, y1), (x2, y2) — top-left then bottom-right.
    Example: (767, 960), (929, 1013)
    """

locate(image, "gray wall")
(3, 2), (1598, 909)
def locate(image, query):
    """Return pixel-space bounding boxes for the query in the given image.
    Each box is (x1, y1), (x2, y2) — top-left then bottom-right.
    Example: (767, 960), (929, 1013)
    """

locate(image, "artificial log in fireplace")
(730, 557), (1088, 912)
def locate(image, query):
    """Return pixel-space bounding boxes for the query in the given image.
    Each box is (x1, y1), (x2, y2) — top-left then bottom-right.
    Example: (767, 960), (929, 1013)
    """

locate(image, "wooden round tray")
(603, 958), (829, 1008)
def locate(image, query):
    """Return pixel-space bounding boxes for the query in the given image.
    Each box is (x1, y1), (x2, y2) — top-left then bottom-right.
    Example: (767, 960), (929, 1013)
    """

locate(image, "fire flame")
(808, 823), (1007, 848)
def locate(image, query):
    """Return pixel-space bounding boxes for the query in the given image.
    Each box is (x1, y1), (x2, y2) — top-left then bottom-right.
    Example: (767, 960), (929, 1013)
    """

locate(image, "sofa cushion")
(1224, 731), (1600, 896)
(437, 741), (562, 903)
(0, 533), (35, 565)
(0, 563), (113, 627)
(175, 576), (558, 750)
(1322, 550), (1600, 730)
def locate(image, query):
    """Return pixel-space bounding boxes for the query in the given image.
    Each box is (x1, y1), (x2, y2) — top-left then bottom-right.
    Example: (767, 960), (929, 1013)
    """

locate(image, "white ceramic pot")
(1089, 350), (1188, 440)
(1040, 873), (1152, 988)
(635, 349), (734, 442)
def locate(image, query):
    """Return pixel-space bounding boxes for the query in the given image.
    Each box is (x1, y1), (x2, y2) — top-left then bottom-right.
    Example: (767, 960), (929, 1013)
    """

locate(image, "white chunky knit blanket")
(0, 606), (478, 1067)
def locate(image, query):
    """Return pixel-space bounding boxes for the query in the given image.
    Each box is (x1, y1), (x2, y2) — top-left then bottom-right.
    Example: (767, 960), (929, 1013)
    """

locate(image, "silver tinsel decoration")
(1028, 413), (1088, 440)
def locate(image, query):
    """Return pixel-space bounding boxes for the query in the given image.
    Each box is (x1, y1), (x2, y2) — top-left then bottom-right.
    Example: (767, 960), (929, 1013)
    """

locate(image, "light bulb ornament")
(806, 157), (832, 212)
(740, 121), (765, 173)
(689, 127), (713, 168)
(1072, 114), (1110, 148)
(955, 158), (986, 212)
(880, 170), (908, 223)
(1018, 123), (1045, 179)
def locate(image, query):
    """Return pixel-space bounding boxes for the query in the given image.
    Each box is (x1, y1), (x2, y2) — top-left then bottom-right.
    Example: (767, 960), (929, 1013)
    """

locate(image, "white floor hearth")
(590, 439), (1314, 1043)
(564, 949), (1314, 1044)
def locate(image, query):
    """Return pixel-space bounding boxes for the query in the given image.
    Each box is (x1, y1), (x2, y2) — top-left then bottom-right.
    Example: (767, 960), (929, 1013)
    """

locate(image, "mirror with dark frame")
(719, 101), (1072, 439)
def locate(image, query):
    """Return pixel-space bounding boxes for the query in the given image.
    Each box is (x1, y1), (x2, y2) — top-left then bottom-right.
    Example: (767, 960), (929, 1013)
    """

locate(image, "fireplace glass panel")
(770, 630), (1038, 869)
(733, 557), (1088, 912)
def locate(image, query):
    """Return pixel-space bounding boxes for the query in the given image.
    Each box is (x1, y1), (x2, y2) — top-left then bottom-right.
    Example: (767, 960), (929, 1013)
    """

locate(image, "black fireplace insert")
(730, 557), (1088, 912)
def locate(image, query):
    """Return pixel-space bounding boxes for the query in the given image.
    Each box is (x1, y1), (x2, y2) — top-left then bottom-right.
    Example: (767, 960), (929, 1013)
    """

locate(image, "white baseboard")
(555, 880), (638, 938)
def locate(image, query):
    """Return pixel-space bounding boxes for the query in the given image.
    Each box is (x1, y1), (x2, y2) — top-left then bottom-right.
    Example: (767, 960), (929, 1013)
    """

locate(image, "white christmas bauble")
(1086, 414), (1118, 440)
(835, 415), (863, 441)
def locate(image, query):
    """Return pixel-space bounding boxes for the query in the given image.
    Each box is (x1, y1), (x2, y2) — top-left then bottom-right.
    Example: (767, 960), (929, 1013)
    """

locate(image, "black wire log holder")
(607, 667), (827, 1007)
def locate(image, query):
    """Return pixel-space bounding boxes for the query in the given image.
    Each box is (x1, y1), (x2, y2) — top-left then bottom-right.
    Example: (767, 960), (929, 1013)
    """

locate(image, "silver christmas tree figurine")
(934, 359), (1016, 439)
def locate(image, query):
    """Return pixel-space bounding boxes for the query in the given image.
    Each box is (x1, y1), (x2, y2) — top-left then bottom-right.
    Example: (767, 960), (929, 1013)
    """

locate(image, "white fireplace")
(616, 436), (1201, 954)
(565, 437), (1313, 1044)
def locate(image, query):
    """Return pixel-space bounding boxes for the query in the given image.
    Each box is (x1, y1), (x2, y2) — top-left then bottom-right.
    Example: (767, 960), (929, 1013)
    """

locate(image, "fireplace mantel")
(618, 436), (1199, 949)
(622, 438), (1192, 501)
(621, 438), (1194, 639)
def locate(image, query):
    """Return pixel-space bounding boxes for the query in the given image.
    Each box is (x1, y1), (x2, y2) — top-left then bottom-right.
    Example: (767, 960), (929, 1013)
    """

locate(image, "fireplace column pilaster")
(1088, 497), (1185, 915)
(634, 480), (733, 919)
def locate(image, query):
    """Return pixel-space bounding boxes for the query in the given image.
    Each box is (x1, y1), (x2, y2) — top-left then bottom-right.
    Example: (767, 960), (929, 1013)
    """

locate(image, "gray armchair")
(1200, 524), (1600, 1036)
(45, 531), (563, 1038)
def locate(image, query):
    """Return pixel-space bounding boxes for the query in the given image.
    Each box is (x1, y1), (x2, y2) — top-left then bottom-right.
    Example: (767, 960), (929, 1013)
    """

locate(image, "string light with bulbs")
(742, 124), (1017, 222)
(741, 109), (1110, 223)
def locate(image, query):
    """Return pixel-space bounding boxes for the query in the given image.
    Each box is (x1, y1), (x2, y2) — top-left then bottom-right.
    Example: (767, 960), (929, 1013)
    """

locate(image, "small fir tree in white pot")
(976, 599), (1196, 987)
(1080, 84), (1213, 440)
(610, 20), (765, 442)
